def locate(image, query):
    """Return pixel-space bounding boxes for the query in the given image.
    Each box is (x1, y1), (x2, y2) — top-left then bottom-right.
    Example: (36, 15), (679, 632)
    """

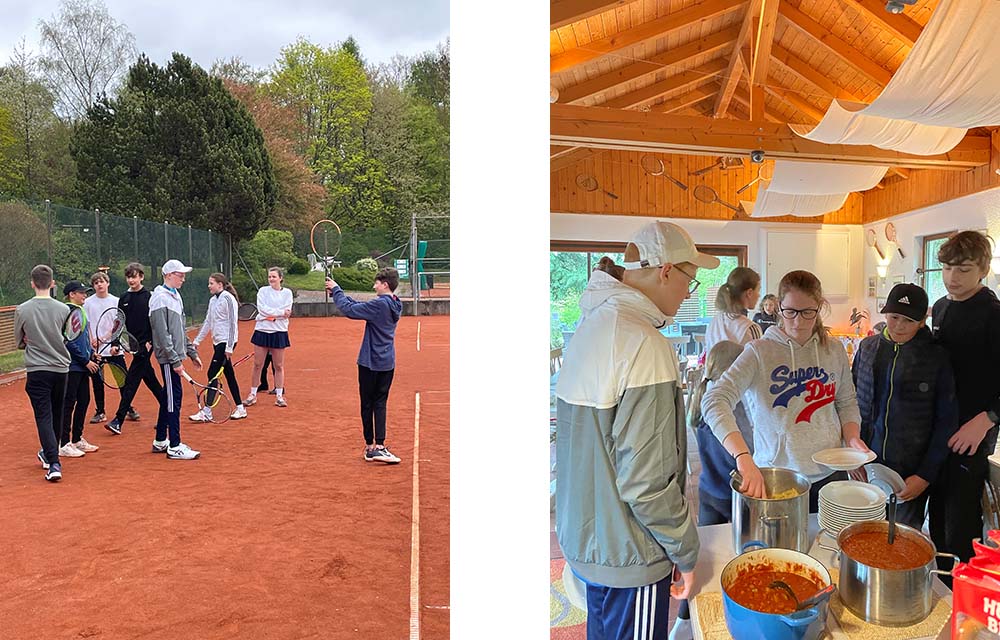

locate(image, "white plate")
(819, 503), (885, 516)
(812, 448), (877, 471)
(819, 480), (887, 509)
(865, 463), (908, 502)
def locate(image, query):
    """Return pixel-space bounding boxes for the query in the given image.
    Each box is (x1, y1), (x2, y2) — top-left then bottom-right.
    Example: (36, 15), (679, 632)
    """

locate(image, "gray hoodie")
(555, 270), (699, 588)
(701, 326), (862, 482)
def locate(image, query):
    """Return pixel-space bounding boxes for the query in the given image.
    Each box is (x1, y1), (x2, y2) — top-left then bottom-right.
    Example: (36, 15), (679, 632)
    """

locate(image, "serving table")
(689, 515), (951, 640)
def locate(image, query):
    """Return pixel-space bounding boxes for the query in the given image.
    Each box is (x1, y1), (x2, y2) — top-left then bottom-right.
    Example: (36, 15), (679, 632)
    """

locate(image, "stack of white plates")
(818, 480), (887, 536)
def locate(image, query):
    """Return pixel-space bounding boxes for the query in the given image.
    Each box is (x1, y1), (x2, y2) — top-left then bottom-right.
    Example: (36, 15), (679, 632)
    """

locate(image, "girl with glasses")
(701, 270), (870, 513)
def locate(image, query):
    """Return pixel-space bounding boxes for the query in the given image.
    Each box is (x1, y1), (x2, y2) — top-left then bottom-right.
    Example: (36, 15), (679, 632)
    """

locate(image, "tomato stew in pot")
(841, 530), (933, 570)
(726, 566), (823, 614)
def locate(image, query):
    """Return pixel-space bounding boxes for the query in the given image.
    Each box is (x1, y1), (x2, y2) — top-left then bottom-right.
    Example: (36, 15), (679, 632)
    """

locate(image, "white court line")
(416, 321), (421, 351)
(409, 392), (422, 640)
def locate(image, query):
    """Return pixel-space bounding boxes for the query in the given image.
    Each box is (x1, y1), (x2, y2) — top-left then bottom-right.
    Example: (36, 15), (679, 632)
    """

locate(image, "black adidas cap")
(880, 283), (928, 322)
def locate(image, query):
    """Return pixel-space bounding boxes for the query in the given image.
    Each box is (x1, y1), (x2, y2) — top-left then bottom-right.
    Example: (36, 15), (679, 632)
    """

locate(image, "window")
(550, 240), (746, 348)
(920, 232), (953, 308)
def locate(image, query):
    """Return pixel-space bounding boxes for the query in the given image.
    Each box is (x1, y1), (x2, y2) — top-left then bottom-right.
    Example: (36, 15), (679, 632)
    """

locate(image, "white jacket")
(254, 286), (293, 333)
(193, 290), (238, 352)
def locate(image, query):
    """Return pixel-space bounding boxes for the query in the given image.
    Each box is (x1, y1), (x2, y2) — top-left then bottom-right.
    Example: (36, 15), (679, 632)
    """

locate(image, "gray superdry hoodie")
(555, 270), (699, 588)
(701, 325), (862, 483)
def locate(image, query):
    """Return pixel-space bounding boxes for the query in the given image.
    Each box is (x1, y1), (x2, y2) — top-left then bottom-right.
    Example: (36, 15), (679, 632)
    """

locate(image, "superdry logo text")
(769, 365), (837, 423)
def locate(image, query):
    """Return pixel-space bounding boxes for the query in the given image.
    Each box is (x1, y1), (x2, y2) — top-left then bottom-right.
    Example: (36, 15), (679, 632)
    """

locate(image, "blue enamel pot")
(720, 541), (833, 640)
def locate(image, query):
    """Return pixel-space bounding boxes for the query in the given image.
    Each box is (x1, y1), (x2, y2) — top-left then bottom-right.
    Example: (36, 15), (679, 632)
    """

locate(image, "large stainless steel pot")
(732, 467), (811, 554)
(817, 520), (958, 626)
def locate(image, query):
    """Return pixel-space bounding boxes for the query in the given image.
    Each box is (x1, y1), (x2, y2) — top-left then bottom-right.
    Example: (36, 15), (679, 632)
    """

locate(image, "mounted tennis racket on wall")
(867, 228), (886, 260)
(693, 184), (741, 214)
(639, 154), (688, 191)
(884, 222), (905, 259)
(575, 173), (618, 200)
(737, 162), (775, 194)
(690, 156), (744, 176)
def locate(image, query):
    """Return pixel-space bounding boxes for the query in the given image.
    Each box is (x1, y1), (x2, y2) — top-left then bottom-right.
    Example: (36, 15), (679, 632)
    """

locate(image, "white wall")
(860, 187), (1000, 320)
(551, 213), (866, 330)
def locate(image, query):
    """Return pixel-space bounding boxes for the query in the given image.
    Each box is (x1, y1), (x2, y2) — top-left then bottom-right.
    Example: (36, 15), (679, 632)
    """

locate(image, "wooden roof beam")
(557, 25), (739, 104)
(603, 59), (727, 109)
(658, 83), (720, 114)
(550, 147), (601, 172)
(846, 0), (923, 48)
(550, 0), (745, 73)
(764, 84), (825, 122)
(778, 3), (893, 87)
(714, 0), (761, 118)
(770, 43), (863, 101)
(749, 0), (780, 88)
(551, 0), (629, 30)
(550, 103), (990, 169)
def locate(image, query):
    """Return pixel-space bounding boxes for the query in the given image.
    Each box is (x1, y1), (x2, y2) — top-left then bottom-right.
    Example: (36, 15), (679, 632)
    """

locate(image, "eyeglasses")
(674, 265), (700, 295)
(779, 307), (819, 320)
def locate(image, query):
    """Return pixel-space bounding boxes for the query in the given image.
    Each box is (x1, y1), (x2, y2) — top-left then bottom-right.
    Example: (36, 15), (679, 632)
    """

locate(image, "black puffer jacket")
(851, 326), (958, 483)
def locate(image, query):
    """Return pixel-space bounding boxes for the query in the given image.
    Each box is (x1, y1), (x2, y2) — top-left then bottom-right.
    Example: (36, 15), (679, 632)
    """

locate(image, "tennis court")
(0, 315), (449, 639)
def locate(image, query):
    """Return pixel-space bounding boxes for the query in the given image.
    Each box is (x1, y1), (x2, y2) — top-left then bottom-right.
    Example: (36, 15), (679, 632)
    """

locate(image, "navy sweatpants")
(155, 364), (183, 447)
(585, 572), (672, 640)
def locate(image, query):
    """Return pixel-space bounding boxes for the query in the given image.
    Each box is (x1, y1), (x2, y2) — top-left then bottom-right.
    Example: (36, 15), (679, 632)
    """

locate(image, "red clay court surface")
(0, 316), (449, 639)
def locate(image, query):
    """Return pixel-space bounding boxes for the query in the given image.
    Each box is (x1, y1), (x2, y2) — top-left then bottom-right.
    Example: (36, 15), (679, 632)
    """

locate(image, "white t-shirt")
(704, 311), (762, 353)
(255, 286), (293, 333)
(84, 293), (120, 356)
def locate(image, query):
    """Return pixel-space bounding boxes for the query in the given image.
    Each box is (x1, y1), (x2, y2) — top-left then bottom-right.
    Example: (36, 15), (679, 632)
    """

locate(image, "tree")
(0, 105), (20, 194)
(268, 39), (393, 228)
(0, 202), (48, 305)
(38, 0), (137, 120)
(407, 40), (449, 122)
(223, 78), (326, 231)
(0, 41), (77, 202)
(71, 53), (277, 240)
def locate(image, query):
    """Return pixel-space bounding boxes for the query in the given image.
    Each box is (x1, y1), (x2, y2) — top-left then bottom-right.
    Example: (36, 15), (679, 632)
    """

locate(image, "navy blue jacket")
(331, 287), (402, 371)
(851, 326), (958, 483)
(65, 303), (94, 373)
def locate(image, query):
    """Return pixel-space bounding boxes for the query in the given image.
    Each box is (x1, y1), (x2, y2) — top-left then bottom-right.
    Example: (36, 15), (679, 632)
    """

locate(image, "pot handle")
(930, 552), (962, 578)
(741, 540), (767, 553)
(816, 528), (840, 553)
(779, 607), (820, 628)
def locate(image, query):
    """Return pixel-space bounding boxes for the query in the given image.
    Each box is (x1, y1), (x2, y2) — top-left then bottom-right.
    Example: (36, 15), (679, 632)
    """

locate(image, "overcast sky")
(0, 0), (449, 72)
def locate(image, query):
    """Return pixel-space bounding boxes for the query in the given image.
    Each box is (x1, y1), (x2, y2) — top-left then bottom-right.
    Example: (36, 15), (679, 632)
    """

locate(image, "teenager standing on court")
(325, 267), (403, 464)
(106, 262), (161, 435)
(61, 281), (101, 457)
(84, 270), (124, 424)
(150, 259), (202, 460)
(702, 270), (870, 512)
(928, 231), (1000, 567)
(555, 221), (710, 640)
(14, 265), (70, 482)
(704, 266), (762, 351)
(190, 272), (247, 422)
(245, 267), (293, 408)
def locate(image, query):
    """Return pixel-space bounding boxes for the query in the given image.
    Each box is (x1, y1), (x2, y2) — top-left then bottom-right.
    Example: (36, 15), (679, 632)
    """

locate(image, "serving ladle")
(887, 492), (898, 545)
(768, 580), (836, 611)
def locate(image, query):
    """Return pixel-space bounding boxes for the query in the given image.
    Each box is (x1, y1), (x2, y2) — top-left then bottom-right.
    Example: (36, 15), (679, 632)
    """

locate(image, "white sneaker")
(244, 394), (257, 406)
(668, 617), (693, 640)
(166, 443), (200, 460)
(75, 437), (99, 452)
(230, 405), (247, 420)
(151, 439), (169, 453)
(59, 443), (85, 457)
(189, 409), (212, 422)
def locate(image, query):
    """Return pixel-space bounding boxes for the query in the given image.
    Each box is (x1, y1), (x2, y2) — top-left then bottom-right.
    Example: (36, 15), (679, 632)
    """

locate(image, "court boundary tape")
(409, 391), (422, 640)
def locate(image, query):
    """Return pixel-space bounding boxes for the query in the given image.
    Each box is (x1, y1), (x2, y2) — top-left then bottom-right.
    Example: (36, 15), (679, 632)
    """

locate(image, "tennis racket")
(690, 156), (743, 176)
(867, 228), (886, 260)
(181, 371), (235, 425)
(737, 162), (775, 194)
(95, 307), (127, 356)
(62, 306), (87, 342)
(311, 219), (343, 315)
(98, 358), (129, 389)
(238, 302), (277, 322)
(693, 184), (741, 213)
(884, 222), (905, 259)
(639, 154), (688, 191)
(575, 173), (619, 199)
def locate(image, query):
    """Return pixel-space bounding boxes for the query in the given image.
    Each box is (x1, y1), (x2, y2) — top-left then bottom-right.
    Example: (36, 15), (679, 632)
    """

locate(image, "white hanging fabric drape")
(766, 160), (888, 194)
(740, 190), (849, 219)
(791, 0), (1000, 152)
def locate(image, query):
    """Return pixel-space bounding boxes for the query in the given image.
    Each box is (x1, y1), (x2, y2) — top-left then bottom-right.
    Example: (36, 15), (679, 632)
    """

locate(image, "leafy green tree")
(71, 53), (277, 240)
(0, 202), (48, 305)
(243, 229), (297, 270)
(52, 227), (92, 283)
(0, 106), (20, 194)
(407, 40), (449, 123)
(268, 39), (392, 228)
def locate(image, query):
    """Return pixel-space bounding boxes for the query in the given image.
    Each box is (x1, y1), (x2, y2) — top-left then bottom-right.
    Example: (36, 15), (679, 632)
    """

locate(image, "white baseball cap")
(623, 221), (720, 271)
(161, 259), (193, 275)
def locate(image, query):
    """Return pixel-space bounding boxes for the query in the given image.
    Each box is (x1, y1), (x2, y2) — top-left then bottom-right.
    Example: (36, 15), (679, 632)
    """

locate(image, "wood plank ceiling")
(549, 0), (1000, 224)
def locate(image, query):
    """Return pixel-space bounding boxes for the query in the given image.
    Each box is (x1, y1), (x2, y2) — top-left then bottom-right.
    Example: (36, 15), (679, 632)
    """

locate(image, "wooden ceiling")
(549, 0), (1000, 224)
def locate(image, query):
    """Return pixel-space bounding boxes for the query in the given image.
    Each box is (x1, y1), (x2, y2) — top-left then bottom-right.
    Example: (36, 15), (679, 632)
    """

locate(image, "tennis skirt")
(251, 330), (290, 349)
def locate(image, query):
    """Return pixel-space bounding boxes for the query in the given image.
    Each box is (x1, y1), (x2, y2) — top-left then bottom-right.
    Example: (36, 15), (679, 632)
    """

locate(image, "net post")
(188, 224), (193, 267)
(95, 208), (101, 266)
(133, 215), (139, 261)
(164, 221), (169, 264)
(410, 212), (419, 316)
(46, 199), (52, 266)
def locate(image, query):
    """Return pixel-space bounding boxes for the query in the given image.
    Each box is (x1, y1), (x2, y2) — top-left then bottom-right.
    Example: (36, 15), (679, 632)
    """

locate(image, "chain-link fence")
(0, 198), (228, 326)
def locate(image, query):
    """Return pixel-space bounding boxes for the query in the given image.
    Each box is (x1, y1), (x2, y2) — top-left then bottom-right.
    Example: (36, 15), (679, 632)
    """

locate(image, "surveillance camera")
(885, 0), (916, 13)
(750, 150), (765, 164)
